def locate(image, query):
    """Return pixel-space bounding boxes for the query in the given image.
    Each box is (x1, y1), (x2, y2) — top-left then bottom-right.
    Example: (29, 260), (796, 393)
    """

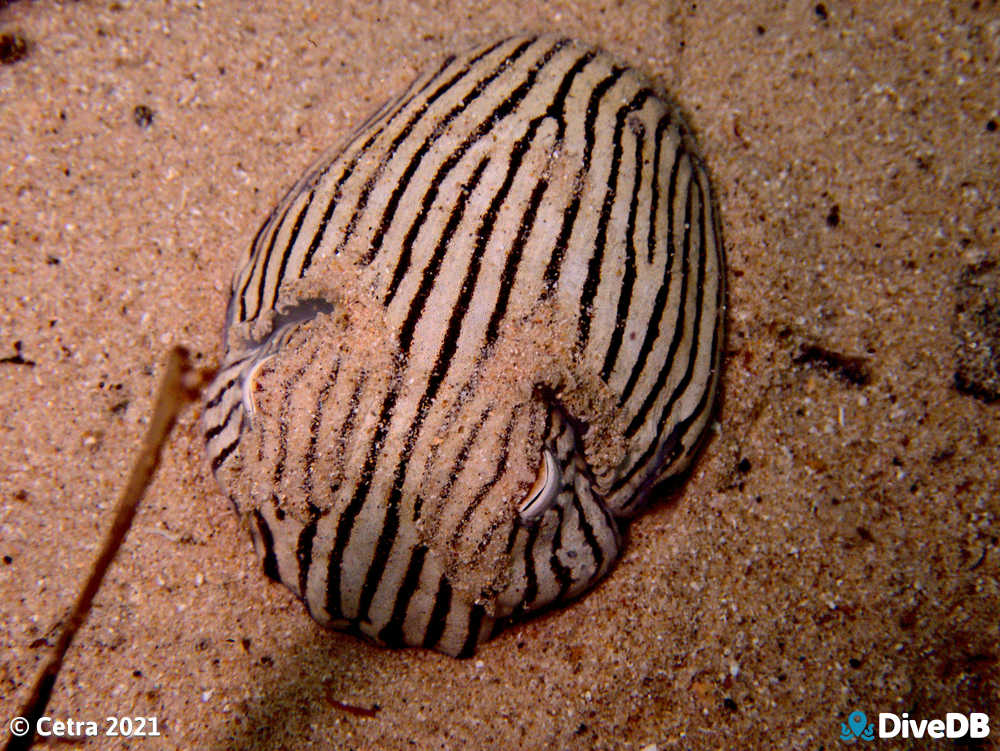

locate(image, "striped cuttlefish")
(203, 35), (725, 657)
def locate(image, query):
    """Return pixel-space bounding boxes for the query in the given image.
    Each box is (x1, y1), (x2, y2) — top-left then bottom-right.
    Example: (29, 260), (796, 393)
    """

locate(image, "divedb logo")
(840, 710), (990, 742)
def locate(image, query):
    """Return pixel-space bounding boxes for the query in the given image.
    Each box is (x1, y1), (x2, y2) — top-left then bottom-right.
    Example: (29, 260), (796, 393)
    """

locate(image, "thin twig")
(4, 347), (210, 751)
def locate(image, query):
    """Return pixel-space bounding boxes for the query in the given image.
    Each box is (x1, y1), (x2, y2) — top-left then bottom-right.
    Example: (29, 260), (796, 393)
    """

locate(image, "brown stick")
(4, 347), (208, 751)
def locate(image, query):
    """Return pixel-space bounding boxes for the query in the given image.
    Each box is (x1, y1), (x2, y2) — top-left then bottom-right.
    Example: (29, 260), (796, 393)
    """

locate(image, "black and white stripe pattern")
(203, 35), (724, 657)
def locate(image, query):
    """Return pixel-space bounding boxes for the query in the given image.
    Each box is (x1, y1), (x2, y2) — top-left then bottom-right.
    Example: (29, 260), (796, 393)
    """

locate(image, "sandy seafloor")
(1, 1), (999, 749)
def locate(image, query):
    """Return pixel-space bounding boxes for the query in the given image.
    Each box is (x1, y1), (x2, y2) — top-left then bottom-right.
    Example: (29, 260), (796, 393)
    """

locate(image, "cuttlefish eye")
(240, 354), (275, 418)
(517, 449), (561, 521)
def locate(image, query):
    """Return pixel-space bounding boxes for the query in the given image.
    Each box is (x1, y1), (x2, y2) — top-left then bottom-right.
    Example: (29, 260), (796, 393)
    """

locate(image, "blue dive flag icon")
(840, 710), (875, 742)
